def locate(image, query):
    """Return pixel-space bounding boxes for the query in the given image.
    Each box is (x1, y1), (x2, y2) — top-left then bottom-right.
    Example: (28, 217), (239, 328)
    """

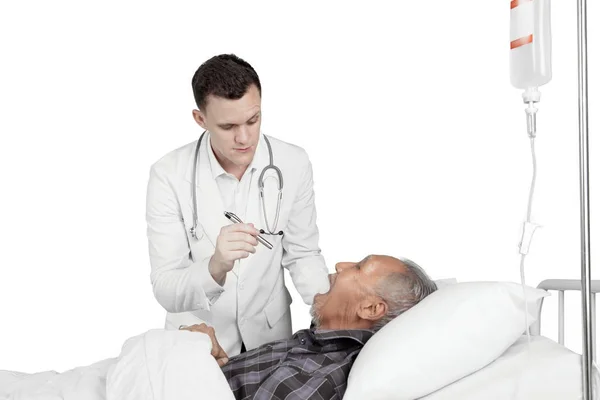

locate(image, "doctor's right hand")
(209, 223), (259, 285)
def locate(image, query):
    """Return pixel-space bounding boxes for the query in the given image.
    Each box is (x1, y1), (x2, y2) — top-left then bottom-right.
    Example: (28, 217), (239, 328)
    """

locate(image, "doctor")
(145, 54), (330, 357)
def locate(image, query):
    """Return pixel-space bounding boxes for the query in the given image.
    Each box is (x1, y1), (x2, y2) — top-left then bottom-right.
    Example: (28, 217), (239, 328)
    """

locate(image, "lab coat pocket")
(264, 286), (293, 329)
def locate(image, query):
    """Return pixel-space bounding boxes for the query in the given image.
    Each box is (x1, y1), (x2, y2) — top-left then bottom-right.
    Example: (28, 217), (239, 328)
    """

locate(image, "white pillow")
(434, 278), (458, 289)
(343, 281), (550, 400)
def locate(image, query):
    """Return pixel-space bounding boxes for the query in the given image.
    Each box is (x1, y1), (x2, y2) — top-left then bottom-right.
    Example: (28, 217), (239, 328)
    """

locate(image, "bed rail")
(531, 279), (600, 361)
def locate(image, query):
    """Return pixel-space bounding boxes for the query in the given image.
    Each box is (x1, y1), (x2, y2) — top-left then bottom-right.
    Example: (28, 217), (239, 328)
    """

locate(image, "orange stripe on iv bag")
(511, 34), (533, 50)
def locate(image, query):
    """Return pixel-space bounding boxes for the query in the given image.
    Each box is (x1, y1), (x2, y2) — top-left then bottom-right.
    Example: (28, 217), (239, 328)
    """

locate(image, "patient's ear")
(357, 297), (388, 321)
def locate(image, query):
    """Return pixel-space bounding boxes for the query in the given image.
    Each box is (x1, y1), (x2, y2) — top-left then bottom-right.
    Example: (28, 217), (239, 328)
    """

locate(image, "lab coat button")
(239, 283), (244, 290)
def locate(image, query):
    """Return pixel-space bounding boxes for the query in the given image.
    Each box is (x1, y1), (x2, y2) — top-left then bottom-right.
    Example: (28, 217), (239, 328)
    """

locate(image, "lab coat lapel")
(189, 133), (228, 249)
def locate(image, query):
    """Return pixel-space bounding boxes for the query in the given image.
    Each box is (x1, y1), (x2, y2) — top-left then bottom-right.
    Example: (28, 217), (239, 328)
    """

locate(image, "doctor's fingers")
(181, 323), (212, 334)
(205, 330), (228, 359)
(225, 232), (259, 246)
(183, 325), (228, 364)
(214, 346), (228, 365)
(209, 339), (228, 360)
(216, 357), (229, 367)
(221, 223), (260, 237)
(223, 240), (257, 254)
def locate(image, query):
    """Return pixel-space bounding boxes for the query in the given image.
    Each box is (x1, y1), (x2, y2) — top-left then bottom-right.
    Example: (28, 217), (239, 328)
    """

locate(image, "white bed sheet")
(422, 335), (600, 400)
(2, 332), (598, 400)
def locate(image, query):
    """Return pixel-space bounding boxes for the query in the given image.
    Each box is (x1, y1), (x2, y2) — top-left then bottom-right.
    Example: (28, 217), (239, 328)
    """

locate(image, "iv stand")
(577, 0), (593, 397)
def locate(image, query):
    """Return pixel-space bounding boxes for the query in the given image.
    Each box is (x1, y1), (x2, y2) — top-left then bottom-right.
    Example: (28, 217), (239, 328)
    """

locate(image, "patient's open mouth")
(329, 274), (337, 287)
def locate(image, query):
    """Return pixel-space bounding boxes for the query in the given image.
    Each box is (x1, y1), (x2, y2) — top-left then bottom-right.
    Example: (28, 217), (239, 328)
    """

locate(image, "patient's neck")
(317, 317), (374, 331)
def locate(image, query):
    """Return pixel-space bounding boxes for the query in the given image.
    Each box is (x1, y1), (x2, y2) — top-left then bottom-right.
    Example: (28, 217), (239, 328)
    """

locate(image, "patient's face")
(310, 255), (407, 330)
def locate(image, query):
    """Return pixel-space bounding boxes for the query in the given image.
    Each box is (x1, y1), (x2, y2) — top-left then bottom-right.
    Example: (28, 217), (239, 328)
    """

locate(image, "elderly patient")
(181, 254), (437, 399)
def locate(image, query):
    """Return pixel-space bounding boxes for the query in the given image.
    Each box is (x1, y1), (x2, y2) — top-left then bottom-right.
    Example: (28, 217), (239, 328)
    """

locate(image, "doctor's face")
(192, 84), (262, 173)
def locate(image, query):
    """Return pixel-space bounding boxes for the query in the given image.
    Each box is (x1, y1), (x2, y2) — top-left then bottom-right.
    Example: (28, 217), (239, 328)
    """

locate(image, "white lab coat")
(145, 132), (330, 356)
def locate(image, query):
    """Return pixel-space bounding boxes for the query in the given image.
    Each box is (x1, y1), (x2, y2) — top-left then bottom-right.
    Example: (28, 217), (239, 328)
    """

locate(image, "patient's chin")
(312, 293), (325, 308)
(309, 304), (322, 328)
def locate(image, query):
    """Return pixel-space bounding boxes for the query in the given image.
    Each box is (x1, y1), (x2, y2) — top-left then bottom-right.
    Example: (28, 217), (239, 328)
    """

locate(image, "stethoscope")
(190, 130), (284, 241)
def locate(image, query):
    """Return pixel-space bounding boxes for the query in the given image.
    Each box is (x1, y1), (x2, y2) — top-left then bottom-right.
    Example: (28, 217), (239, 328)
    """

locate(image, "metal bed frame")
(531, 280), (599, 365)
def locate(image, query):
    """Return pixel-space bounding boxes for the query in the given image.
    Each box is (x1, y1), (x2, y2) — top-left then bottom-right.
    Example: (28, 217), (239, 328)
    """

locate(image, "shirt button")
(239, 283), (244, 290)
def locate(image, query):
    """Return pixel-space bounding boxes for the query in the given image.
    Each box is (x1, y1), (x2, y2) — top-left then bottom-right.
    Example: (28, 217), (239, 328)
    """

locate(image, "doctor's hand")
(209, 223), (259, 284)
(180, 323), (229, 367)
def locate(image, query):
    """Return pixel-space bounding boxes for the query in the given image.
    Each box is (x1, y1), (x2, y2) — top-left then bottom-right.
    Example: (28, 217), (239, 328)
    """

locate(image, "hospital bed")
(0, 278), (597, 400)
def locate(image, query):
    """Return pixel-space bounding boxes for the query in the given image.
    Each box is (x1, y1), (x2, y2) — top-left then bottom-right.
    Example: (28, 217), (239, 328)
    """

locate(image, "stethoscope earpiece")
(260, 229), (283, 236)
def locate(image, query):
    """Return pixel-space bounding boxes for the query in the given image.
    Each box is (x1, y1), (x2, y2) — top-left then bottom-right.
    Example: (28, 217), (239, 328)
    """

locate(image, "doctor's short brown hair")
(191, 54), (262, 111)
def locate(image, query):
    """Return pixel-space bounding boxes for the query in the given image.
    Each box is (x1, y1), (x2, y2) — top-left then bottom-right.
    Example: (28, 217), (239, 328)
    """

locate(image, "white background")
(0, 0), (597, 373)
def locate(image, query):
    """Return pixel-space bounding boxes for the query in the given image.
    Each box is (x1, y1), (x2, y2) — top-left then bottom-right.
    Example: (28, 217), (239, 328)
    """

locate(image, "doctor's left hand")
(180, 323), (229, 366)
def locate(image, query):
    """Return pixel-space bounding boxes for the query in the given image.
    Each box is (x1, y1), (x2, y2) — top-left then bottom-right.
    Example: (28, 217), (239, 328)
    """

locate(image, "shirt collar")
(206, 132), (266, 180)
(309, 328), (375, 346)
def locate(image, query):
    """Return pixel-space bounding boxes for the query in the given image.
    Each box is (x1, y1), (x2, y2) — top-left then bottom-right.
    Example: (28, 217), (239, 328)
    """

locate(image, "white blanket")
(0, 330), (235, 400)
(3, 330), (595, 400)
(0, 358), (114, 400)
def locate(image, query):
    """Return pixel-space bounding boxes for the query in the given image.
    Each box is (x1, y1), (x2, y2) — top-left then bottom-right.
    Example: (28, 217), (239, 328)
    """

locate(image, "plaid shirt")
(220, 328), (374, 400)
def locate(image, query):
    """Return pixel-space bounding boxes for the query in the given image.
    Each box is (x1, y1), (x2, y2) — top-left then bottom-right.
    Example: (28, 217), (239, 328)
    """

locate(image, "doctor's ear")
(192, 109), (207, 129)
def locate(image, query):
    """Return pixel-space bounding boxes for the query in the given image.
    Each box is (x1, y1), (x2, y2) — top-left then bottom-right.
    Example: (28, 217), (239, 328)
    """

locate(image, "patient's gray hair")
(370, 257), (438, 332)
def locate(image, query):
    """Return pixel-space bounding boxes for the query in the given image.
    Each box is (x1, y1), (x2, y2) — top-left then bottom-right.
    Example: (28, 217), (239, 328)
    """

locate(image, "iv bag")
(510, 0), (552, 89)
